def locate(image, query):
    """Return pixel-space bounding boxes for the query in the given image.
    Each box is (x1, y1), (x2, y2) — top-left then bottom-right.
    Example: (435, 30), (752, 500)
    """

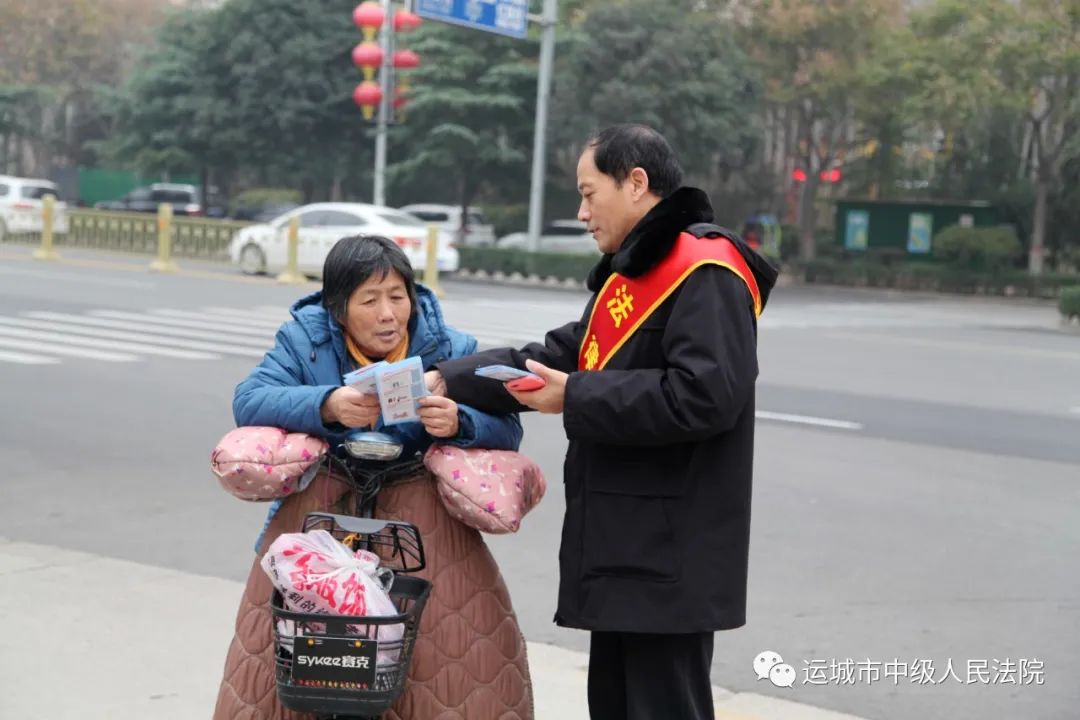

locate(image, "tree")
(912, 0), (1080, 274)
(108, 0), (381, 200)
(748, 0), (906, 260)
(0, 0), (172, 175)
(548, 0), (759, 211)
(1002, 0), (1080, 274)
(104, 11), (217, 178)
(385, 22), (536, 215)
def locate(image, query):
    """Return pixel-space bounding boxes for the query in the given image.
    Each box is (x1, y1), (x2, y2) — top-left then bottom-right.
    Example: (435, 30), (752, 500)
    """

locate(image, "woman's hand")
(418, 395), (460, 438)
(321, 387), (381, 428)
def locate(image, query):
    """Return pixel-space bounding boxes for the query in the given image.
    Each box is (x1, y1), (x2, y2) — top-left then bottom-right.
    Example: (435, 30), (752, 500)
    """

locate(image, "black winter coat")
(436, 187), (778, 633)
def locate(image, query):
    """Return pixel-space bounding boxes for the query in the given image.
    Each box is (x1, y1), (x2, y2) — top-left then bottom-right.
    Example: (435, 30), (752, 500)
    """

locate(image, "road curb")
(452, 268), (587, 292)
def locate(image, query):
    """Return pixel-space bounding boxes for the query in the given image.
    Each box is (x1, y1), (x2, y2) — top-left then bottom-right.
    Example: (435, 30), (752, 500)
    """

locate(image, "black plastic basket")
(269, 513), (431, 718)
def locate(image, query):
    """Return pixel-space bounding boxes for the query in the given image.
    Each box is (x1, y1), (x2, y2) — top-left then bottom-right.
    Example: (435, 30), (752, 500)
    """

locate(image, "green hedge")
(932, 224), (1023, 272)
(800, 258), (1079, 297)
(1060, 286), (1080, 318)
(458, 247), (598, 282)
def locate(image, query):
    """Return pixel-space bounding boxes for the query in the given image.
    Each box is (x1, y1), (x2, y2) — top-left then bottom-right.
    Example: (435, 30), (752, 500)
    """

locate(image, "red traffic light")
(792, 168), (807, 183)
(820, 168), (842, 183)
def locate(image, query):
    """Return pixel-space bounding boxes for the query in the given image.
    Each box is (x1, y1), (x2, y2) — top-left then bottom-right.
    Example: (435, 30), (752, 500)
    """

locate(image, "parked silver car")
(497, 220), (599, 254)
(398, 204), (496, 247)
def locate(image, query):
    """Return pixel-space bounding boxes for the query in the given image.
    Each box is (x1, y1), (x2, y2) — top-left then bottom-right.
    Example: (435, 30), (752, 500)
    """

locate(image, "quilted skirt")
(212, 469), (534, 719)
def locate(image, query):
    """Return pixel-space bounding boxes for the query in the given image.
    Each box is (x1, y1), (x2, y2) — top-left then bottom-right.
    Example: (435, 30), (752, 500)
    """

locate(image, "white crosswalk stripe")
(201, 306), (289, 322)
(90, 310), (280, 336)
(147, 308), (286, 329)
(0, 306), (281, 366)
(0, 317), (265, 358)
(0, 325), (217, 360)
(0, 348), (61, 365)
(24, 312), (273, 348)
(0, 336), (138, 362)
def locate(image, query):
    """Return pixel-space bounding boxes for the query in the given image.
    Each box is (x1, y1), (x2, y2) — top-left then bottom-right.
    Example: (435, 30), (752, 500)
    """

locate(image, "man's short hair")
(586, 124), (684, 198)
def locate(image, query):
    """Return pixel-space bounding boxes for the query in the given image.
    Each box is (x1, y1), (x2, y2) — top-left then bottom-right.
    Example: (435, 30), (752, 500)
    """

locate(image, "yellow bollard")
(32, 194), (61, 261)
(149, 203), (178, 272)
(423, 224), (444, 297)
(276, 216), (306, 284)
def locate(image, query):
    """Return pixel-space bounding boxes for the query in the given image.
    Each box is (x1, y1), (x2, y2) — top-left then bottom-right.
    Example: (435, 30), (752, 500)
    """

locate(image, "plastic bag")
(261, 530), (404, 663)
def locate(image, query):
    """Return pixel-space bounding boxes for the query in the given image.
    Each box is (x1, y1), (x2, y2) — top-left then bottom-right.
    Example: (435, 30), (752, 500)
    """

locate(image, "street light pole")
(526, 0), (557, 253)
(373, 0), (392, 206)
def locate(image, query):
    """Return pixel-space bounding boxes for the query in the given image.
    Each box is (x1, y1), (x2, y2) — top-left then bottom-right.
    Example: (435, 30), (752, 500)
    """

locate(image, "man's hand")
(322, 387), (381, 428)
(418, 395), (460, 438)
(424, 369), (447, 397)
(507, 359), (567, 414)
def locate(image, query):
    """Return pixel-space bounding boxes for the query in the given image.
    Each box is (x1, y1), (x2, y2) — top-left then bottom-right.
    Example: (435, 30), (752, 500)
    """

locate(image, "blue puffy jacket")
(234, 286), (522, 453)
(234, 286), (522, 546)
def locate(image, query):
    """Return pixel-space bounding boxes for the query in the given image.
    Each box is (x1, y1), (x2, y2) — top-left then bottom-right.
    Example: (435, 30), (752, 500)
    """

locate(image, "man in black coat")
(426, 124), (778, 720)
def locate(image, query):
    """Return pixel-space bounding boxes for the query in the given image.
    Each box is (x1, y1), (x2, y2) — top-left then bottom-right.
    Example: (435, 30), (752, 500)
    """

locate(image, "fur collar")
(586, 187), (715, 291)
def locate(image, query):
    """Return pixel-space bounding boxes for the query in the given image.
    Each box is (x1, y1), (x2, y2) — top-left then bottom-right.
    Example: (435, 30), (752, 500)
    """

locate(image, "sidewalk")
(0, 538), (870, 720)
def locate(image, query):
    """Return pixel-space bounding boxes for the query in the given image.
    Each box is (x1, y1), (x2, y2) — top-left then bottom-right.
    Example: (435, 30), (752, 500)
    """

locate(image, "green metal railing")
(2, 208), (250, 261)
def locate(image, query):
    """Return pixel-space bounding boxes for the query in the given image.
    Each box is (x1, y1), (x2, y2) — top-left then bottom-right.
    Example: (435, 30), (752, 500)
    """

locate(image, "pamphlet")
(342, 361), (387, 395)
(357, 356), (427, 426)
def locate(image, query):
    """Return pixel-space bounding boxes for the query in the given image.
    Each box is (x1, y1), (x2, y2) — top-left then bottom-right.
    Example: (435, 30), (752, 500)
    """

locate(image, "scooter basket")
(269, 512), (431, 717)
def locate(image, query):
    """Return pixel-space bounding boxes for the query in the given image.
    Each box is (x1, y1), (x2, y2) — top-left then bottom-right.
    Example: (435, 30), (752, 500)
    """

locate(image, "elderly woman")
(214, 235), (534, 720)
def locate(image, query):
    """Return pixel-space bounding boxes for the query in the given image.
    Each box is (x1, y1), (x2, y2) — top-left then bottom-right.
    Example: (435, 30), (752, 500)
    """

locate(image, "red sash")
(578, 232), (761, 371)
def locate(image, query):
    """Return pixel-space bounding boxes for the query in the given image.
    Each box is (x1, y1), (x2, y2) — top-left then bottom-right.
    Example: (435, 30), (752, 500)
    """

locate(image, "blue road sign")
(415, 0), (529, 39)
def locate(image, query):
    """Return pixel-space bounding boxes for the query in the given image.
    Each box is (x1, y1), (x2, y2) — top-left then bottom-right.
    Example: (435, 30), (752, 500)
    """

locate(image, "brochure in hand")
(342, 361), (387, 395)
(342, 357), (428, 427)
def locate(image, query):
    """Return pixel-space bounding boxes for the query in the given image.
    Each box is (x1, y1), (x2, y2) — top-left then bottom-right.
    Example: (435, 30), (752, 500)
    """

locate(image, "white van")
(0, 175), (69, 240)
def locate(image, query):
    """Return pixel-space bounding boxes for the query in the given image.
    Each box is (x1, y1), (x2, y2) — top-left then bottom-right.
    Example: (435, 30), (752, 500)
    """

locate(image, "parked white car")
(0, 175), (69, 240)
(497, 219), (598, 254)
(228, 202), (459, 278)
(398, 203), (496, 247)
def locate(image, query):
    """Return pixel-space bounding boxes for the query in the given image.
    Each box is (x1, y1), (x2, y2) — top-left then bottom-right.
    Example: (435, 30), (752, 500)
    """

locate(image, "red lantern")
(393, 85), (408, 110)
(394, 9), (422, 32)
(352, 42), (383, 82)
(353, 1), (384, 41)
(353, 81), (383, 121)
(392, 49), (420, 69)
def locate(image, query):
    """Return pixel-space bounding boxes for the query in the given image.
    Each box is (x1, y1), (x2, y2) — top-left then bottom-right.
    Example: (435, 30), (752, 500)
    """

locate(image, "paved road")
(1, 245), (1077, 719)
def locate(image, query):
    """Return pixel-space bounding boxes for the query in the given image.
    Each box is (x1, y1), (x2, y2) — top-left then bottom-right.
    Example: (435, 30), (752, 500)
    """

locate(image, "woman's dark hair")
(586, 124), (684, 198)
(321, 235), (418, 323)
